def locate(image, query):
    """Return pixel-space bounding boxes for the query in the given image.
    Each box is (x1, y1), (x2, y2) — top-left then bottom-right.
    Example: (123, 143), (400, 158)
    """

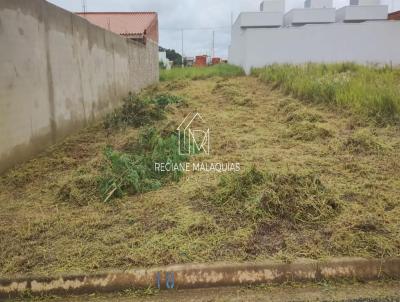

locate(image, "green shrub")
(160, 64), (245, 81)
(99, 128), (188, 202)
(252, 63), (400, 125)
(104, 93), (183, 129)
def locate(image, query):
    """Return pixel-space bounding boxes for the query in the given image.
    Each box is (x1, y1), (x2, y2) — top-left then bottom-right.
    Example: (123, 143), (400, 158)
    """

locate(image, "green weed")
(104, 93), (183, 129)
(99, 128), (188, 202)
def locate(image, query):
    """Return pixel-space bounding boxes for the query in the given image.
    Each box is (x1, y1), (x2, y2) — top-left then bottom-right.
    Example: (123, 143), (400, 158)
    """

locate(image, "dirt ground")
(0, 76), (399, 278)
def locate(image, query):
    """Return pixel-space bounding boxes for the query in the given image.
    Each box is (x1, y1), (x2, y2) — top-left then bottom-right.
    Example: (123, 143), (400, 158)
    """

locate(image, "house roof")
(388, 10), (400, 20)
(76, 12), (158, 42)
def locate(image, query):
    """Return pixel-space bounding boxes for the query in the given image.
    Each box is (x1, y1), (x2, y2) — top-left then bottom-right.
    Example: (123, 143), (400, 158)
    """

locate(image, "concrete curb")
(0, 257), (399, 299)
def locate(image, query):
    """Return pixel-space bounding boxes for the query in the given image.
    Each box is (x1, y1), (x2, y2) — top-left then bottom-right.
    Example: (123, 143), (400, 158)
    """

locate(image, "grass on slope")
(160, 64), (244, 81)
(0, 74), (399, 278)
(252, 63), (400, 125)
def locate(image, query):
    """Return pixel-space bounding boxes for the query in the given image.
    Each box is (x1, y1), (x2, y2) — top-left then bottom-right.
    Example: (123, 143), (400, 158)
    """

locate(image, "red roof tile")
(76, 12), (158, 42)
(388, 10), (400, 20)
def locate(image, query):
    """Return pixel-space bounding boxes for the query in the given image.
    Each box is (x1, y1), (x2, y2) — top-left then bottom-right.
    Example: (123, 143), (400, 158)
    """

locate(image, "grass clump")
(342, 129), (386, 154)
(213, 166), (265, 205)
(285, 110), (324, 124)
(212, 80), (255, 107)
(202, 166), (267, 227)
(58, 172), (99, 206)
(286, 121), (332, 141)
(204, 167), (340, 227)
(99, 128), (188, 202)
(252, 63), (400, 124)
(260, 173), (341, 225)
(104, 93), (182, 129)
(160, 64), (244, 81)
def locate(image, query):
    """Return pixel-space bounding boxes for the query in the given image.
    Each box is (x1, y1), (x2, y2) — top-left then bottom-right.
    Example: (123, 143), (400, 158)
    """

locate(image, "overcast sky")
(48, 0), (400, 58)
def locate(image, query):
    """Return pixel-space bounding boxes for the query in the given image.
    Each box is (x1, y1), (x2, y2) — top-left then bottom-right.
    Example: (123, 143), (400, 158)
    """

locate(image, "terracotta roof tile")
(76, 12), (158, 42)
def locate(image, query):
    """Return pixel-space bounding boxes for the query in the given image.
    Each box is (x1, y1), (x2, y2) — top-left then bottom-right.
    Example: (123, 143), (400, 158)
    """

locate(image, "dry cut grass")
(0, 75), (399, 278)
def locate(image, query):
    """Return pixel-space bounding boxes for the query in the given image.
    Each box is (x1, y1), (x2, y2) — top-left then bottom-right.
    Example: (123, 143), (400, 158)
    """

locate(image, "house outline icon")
(177, 112), (210, 155)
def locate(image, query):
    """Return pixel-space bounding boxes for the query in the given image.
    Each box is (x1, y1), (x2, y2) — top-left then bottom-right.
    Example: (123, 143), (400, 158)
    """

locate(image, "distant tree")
(159, 61), (166, 70)
(159, 46), (182, 67)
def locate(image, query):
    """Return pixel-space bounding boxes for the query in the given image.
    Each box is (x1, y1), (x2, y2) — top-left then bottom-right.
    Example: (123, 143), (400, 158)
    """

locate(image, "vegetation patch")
(56, 94), (188, 204)
(212, 79), (255, 107)
(200, 167), (340, 229)
(286, 121), (332, 141)
(165, 80), (190, 90)
(260, 173), (341, 225)
(252, 63), (400, 125)
(160, 64), (245, 81)
(58, 171), (99, 206)
(1, 75), (399, 277)
(342, 129), (386, 154)
(104, 93), (183, 129)
(212, 166), (264, 206)
(284, 110), (324, 124)
(99, 128), (188, 202)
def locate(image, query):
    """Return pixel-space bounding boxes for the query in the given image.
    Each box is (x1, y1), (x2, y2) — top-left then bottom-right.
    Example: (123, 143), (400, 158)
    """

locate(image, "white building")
(159, 51), (172, 70)
(229, 0), (400, 74)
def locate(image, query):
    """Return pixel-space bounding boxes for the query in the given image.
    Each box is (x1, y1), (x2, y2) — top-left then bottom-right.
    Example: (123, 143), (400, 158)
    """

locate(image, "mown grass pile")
(341, 129), (386, 155)
(160, 64), (244, 81)
(252, 63), (400, 124)
(260, 173), (341, 225)
(200, 166), (341, 230)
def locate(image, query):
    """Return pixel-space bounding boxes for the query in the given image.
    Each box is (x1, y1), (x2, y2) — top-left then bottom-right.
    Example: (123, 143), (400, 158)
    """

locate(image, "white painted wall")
(350, 0), (381, 5)
(260, 0), (285, 12)
(305, 0), (334, 8)
(239, 12), (284, 28)
(284, 8), (336, 25)
(336, 5), (388, 21)
(229, 21), (400, 74)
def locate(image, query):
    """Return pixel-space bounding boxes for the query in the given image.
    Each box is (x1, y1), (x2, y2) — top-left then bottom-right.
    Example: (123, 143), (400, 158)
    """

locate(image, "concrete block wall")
(0, 0), (159, 173)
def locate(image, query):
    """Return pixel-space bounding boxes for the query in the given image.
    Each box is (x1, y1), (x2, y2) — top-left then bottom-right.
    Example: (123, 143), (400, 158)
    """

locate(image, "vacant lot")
(1, 69), (399, 278)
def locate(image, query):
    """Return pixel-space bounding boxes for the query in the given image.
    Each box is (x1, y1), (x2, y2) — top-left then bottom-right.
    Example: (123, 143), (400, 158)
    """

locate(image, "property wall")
(229, 20), (400, 74)
(0, 0), (159, 174)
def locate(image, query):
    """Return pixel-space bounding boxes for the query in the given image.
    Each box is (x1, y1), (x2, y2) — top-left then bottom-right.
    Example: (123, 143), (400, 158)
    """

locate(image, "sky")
(48, 0), (400, 59)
